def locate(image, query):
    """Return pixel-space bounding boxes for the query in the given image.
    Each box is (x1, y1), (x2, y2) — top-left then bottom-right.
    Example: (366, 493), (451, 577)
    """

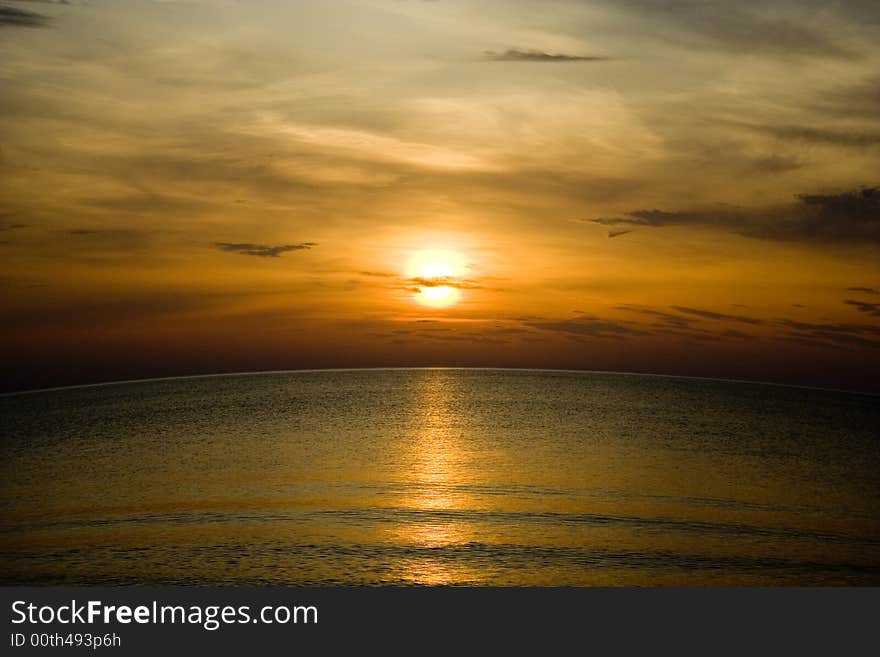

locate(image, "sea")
(1, 368), (878, 585)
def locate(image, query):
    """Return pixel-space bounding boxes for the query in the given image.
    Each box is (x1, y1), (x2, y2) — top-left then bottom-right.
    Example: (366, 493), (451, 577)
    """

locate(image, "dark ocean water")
(1, 369), (878, 585)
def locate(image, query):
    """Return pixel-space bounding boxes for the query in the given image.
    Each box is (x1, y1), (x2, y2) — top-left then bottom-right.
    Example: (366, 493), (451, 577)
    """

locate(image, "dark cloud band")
(591, 186), (880, 245)
(0, 5), (50, 27)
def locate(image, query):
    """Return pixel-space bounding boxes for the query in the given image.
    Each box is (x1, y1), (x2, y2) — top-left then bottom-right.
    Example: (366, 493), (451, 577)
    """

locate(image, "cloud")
(817, 75), (880, 120)
(616, 305), (693, 328)
(671, 306), (764, 325)
(526, 305), (878, 350)
(407, 330), (509, 346)
(591, 186), (880, 245)
(483, 49), (610, 62)
(743, 124), (880, 149)
(85, 191), (214, 215)
(845, 299), (880, 317)
(215, 242), (316, 257)
(590, 210), (702, 228)
(791, 188), (880, 242)
(778, 318), (880, 335)
(65, 228), (152, 255)
(777, 318), (880, 349)
(69, 228), (133, 236)
(353, 271), (494, 295)
(0, 5), (50, 27)
(406, 275), (482, 290)
(524, 315), (648, 339)
(601, 0), (856, 59)
(847, 287), (879, 295)
(615, 304), (764, 343)
(607, 229), (632, 239)
(358, 271), (396, 278)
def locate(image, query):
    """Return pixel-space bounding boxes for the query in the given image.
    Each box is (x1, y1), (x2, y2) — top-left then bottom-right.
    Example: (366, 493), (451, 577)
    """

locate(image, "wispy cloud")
(616, 305), (693, 328)
(602, 0), (857, 59)
(591, 186), (880, 245)
(818, 75), (880, 119)
(483, 49), (610, 62)
(0, 5), (50, 28)
(672, 306), (764, 325)
(406, 276), (482, 290)
(215, 242), (316, 258)
(742, 123), (880, 149)
(524, 315), (647, 339)
(358, 271), (396, 278)
(65, 228), (151, 254)
(615, 304), (765, 342)
(777, 318), (880, 349)
(845, 299), (880, 317)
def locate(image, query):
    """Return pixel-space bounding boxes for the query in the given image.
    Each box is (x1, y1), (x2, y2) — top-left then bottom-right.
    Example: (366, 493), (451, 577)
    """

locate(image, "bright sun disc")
(405, 249), (466, 308)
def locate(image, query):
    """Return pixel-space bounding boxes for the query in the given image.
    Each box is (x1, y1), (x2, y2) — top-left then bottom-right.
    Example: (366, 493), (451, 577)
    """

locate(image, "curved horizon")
(2, 365), (876, 399)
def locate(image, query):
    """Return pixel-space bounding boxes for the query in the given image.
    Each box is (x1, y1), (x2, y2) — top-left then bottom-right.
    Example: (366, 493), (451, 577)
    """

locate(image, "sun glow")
(405, 249), (467, 308)
(418, 285), (461, 307)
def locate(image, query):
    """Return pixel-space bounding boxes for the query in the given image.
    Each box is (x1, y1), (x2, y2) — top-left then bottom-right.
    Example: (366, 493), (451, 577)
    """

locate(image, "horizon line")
(1, 366), (876, 399)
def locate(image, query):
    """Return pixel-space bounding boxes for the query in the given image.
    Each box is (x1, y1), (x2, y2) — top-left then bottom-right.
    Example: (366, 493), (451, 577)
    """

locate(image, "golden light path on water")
(396, 371), (471, 584)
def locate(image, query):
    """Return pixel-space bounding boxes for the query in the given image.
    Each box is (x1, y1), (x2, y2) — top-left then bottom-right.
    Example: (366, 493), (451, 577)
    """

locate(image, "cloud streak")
(406, 276), (482, 290)
(671, 306), (764, 326)
(0, 5), (50, 27)
(591, 186), (880, 245)
(215, 242), (316, 258)
(777, 318), (880, 350)
(845, 299), (880, 317)
(483, 49), (610, 62)
(525, 315), (647, 339)
(601, 0), (857, 59)
(616, 305), (694, 328)
(744, 123), (880, 149)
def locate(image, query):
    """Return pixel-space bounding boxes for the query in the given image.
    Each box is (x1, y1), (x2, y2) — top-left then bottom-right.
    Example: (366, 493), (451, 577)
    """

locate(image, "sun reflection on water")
(394, 370), (475, 583)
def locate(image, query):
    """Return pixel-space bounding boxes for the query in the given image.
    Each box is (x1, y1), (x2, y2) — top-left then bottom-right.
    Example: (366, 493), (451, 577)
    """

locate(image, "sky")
(1, 0), (879, 392)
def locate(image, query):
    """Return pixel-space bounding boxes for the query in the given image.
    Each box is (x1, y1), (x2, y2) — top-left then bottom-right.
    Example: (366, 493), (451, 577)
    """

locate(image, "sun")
(405, 249), (466, 308)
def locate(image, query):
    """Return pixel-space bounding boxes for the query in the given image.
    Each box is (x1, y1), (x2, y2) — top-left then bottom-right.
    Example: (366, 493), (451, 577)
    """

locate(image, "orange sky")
(1, 0), (879, 392)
